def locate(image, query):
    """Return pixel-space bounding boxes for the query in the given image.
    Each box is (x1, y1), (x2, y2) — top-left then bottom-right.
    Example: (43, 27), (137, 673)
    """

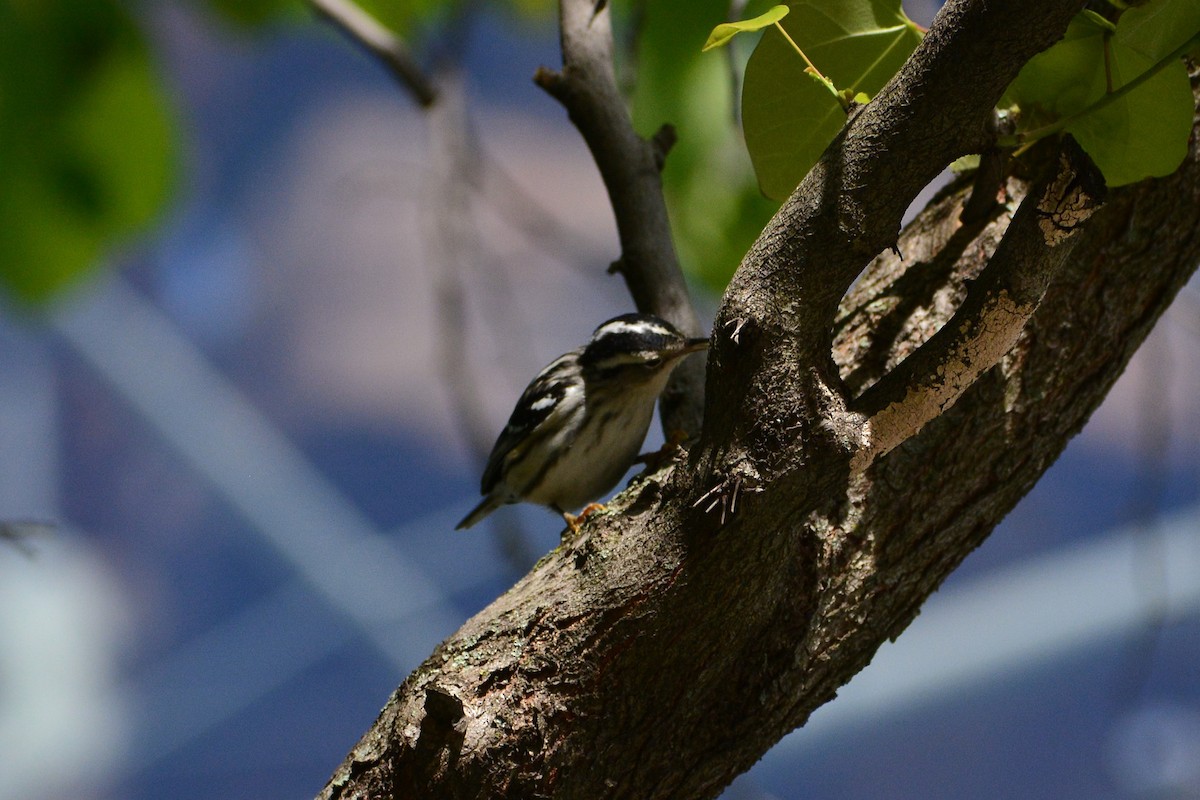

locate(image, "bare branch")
(308, 0), (437, 107)
(960, 149), (1010, 224)
(422, 77), (539, 572)
(534, 0), (706, 437)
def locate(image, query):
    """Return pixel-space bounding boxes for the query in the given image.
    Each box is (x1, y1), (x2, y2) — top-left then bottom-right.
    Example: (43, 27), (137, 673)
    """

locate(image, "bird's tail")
(455, 494), (505, 530)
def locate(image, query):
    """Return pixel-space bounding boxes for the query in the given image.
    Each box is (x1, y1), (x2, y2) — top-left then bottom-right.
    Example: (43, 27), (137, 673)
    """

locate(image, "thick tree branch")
(534, 0), (705, 437)
(321, 161), (1200, 800)
(308, 0), (437, 107)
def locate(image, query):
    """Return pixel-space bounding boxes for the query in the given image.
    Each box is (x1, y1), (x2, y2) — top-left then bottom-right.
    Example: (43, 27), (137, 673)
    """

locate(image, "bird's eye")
(643, 356), (663, 369)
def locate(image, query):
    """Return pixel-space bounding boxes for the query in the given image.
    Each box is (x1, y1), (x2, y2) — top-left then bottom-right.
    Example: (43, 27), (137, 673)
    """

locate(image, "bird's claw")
(636, 429), (689, 471)
(563, 502), (605, 534)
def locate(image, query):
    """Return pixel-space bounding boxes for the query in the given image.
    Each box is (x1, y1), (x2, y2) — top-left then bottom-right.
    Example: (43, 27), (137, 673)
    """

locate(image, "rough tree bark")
(318, 0), (1200, 797)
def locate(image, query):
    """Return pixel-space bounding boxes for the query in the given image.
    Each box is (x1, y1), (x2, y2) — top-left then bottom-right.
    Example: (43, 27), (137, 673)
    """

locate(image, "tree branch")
(422, 77), (539, 572)
(308, 0), (437, 107)
(534, 0), (705, 437)
(852, 141), (1106, 470)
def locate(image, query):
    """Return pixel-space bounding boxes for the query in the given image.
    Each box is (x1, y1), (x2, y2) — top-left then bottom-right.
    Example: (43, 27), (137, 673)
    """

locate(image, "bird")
(456, 313), (708, 531)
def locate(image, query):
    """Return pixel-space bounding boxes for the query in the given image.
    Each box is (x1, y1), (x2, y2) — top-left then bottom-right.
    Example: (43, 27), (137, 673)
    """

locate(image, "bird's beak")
(682, 337), (710, 355)
(661, 338), (708, 365)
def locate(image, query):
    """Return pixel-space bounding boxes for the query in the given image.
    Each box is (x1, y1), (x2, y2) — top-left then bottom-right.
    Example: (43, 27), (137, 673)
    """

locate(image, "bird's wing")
(480, 350), (582, 494)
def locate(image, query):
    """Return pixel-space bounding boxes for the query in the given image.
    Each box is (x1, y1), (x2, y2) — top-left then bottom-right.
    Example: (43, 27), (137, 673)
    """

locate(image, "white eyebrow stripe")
(595, 320), (674, 338)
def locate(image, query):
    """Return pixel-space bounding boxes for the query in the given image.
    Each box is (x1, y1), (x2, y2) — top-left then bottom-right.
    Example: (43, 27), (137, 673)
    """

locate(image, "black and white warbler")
(456, 313), (708, 531)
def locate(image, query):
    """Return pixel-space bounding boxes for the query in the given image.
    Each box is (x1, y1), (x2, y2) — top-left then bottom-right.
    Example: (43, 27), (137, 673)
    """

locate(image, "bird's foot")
(563, 502), (605, 534)
(636, 429), (690, 472)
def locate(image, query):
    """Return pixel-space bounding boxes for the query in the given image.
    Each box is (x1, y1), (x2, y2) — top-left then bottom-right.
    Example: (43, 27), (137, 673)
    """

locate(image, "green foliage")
(4, 0), (1192, 306)
(738, 0), (922, 199)
(727, 0), (1195, 201)
(702, 5), (789, 52)
(1006, 0), (1198, 186)
(0, 0), (176, 303)
(631, 0), (778, 292)
(1119, 0), (1200, 60)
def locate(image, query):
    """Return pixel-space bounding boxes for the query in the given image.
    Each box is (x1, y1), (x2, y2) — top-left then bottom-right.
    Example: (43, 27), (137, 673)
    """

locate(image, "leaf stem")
(773, 21), (821, 78)
(1000, 32), (1198, 150)
(773, 20), (848, 109)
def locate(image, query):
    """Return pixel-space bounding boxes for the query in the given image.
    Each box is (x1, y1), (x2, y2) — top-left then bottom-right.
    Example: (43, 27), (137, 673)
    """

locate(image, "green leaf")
(1008, 3), (1195, 186)
(950, 154), (981, 173)
(1118, 0), (1200, 60)
(1007, 13), (1113, 122)
(702, 5), (789, 52)
(741, 0), (922, 199)
(743, 59), (846, 199)
(0, 0), (177, 303)
(1080, 9), (1117, 34)
(1069, 43), (1192, 185)
(62, 42), (175, 231)
(840, 88), (871, 105)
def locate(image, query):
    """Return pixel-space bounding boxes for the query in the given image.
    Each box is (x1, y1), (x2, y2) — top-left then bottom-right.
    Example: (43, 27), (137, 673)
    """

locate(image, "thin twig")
(959, 147), (1007, 224)
(773, 21), (821, 76)
(475, 148), (612, 270)
(308, 0), (437, 107)
(424, 76), (537, 570)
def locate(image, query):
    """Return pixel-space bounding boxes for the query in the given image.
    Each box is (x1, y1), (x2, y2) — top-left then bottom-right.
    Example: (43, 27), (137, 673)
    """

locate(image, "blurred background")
(1, 1), (1198, 799)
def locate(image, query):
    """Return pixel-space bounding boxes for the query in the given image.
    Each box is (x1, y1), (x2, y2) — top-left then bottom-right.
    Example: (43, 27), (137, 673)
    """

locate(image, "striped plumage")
(456, 314), (707, 530)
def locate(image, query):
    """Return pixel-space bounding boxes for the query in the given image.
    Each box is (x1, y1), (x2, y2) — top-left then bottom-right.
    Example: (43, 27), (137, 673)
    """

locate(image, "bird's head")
(579, 313), (708, 383)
